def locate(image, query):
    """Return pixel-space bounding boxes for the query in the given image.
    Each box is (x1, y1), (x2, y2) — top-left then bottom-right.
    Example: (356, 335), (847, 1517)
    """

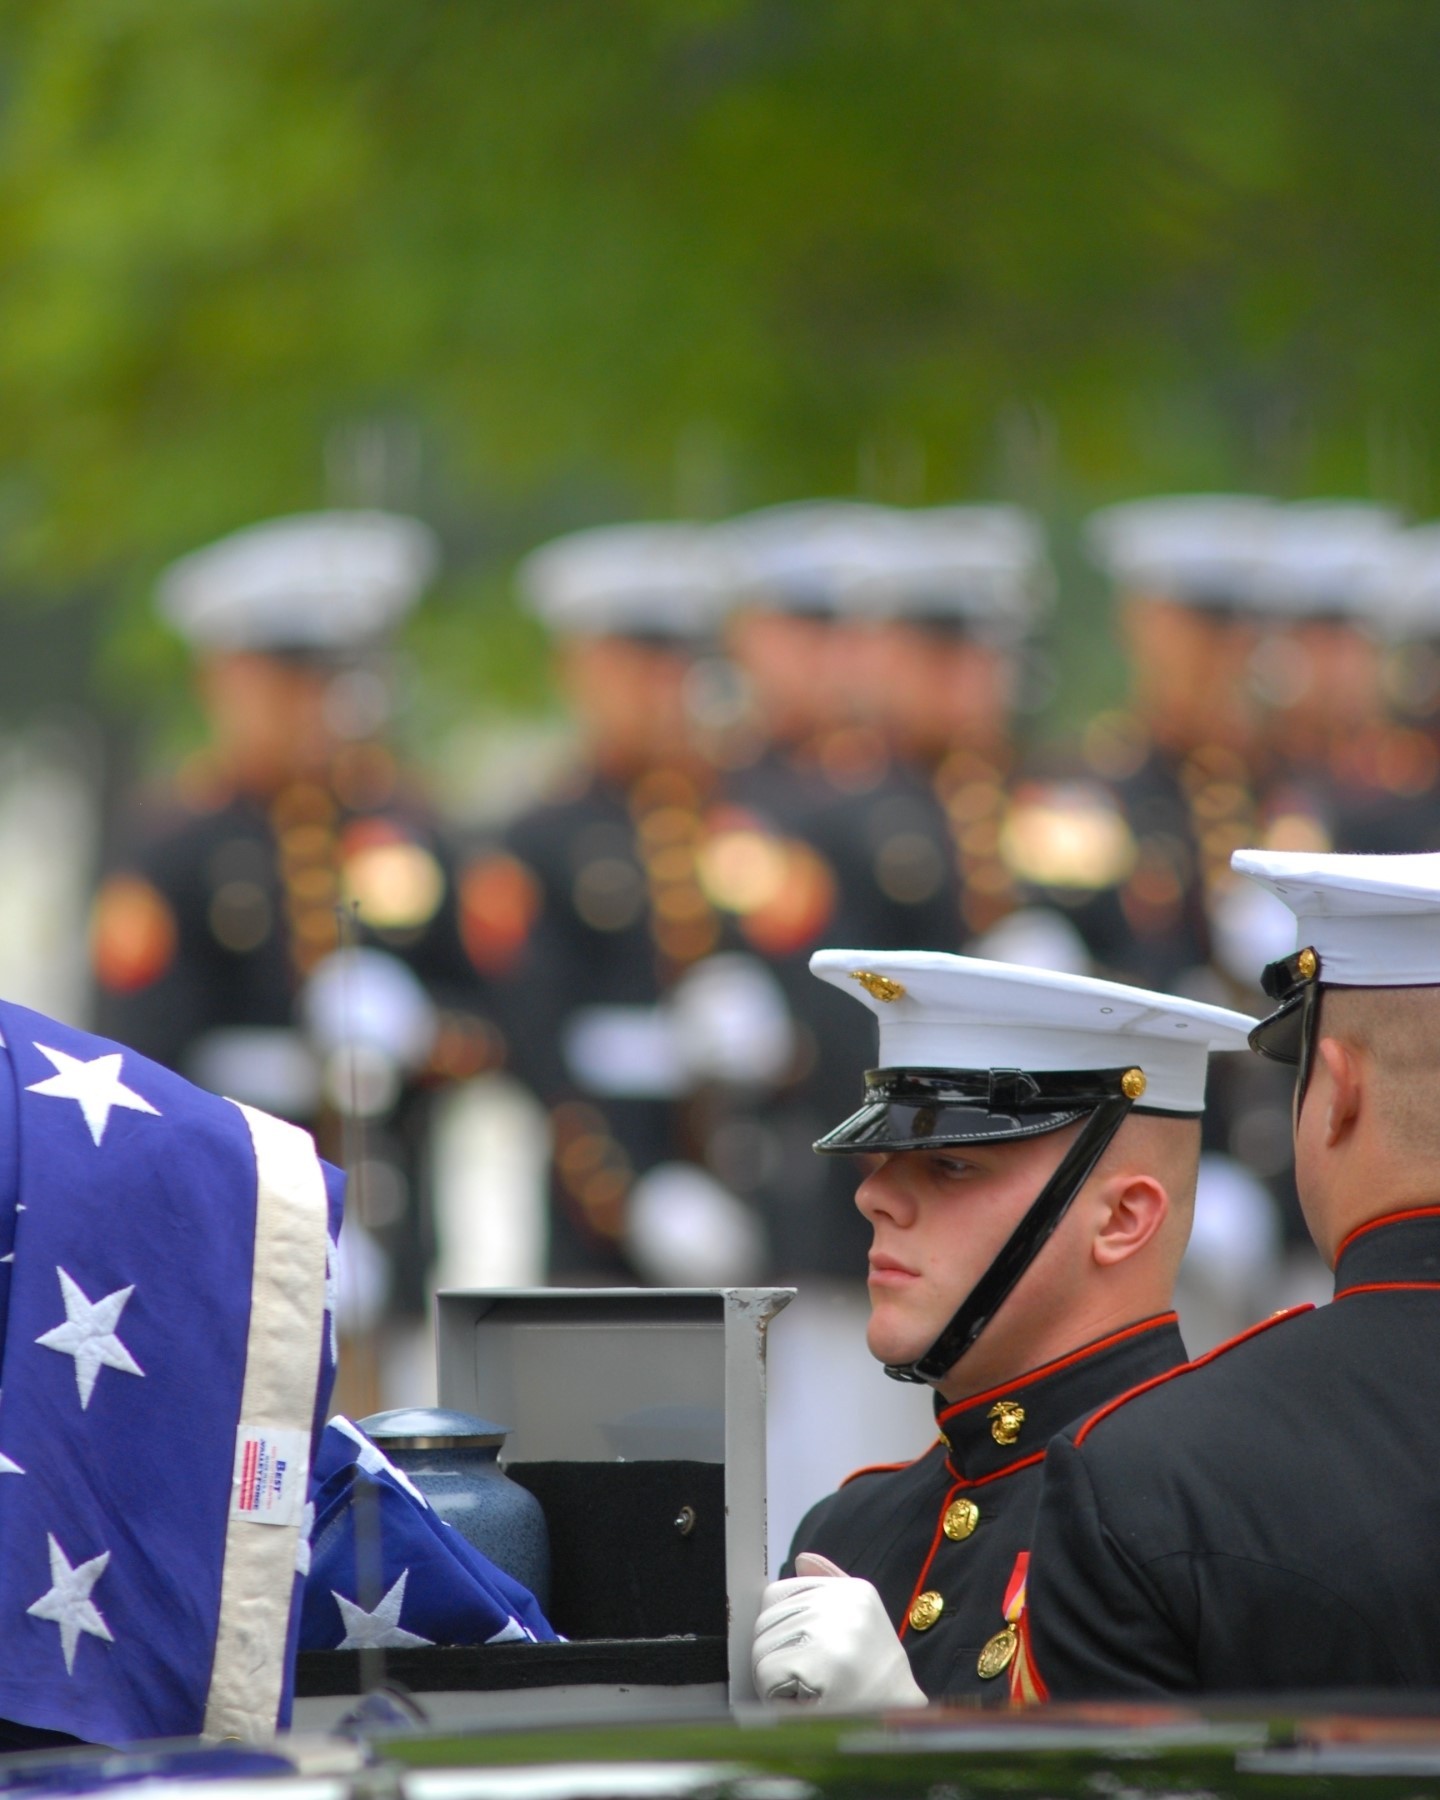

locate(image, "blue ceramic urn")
(359, 1406), (551, 1612)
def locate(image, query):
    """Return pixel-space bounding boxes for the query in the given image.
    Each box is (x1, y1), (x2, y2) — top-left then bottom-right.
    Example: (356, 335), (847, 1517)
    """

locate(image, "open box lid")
(436, 1288), (793, 1704)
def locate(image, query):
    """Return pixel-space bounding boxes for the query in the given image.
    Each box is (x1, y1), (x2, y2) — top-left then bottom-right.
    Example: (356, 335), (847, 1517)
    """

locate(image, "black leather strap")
(885, 1093), (1137, 1384)
(1251, 946), (1323, 1097)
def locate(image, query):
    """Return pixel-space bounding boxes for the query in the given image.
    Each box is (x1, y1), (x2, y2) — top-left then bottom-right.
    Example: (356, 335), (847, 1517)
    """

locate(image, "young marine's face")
(854, 1126), (1086, 1390)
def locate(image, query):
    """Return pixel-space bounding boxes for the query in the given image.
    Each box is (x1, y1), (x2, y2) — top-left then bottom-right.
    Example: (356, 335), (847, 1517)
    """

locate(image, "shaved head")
(1319, 985), (1440, 1160)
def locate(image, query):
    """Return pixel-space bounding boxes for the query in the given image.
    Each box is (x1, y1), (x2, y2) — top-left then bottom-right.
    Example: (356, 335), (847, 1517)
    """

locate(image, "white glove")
(669, 953), (795, 1086)
(752, 1551), (927, 1712)
(624, 1162), (768, 1285)
(301, 947), (439, 1117)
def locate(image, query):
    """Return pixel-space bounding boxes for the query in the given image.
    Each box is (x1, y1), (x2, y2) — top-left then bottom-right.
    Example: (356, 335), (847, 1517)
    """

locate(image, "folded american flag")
(0, 1002), (341, 1745)
(301, 1418), (558, 1649)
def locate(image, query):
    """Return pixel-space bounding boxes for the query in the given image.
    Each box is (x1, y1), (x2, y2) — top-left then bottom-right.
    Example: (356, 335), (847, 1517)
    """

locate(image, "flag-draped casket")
(0, 1002), (341, 1745)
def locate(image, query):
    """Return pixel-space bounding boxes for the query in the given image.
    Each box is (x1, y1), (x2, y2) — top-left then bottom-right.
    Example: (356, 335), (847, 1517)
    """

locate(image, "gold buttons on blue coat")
(908, 1590), (944, 1631)
(943, 1498), (979, 1541)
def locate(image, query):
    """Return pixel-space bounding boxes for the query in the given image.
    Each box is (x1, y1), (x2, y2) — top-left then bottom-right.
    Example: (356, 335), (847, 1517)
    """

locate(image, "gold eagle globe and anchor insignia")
(988, 1400), (1025, 1446)
(849, 969), (907, 1003)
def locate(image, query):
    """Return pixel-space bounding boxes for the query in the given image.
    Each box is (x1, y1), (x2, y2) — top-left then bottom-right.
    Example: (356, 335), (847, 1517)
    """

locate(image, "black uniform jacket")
(785, 1312), (1186, 1703)
(1025, 1207), (1440, 1698)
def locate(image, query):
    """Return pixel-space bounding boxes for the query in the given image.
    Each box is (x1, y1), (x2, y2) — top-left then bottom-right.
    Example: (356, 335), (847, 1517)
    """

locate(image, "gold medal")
(977, 1623), (1018, 1679)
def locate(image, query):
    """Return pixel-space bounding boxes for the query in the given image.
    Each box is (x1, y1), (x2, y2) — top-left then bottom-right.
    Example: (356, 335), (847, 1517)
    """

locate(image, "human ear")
(1314, 1037), (1361, 1148)
(1091, 1173), (1168, 1268)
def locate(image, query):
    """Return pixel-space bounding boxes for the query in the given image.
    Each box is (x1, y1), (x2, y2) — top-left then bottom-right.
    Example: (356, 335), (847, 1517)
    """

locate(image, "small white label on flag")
(230, 1425), (310, 1527)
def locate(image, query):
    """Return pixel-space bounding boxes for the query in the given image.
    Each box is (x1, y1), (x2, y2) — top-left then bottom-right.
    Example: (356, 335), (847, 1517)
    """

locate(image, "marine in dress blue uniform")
(750, 948), (1253, 1709)
(783, 1310), (1183, 1702)
(1021, 849), (1440, 1699)
(1242, 504), (1433, 861)
(1002, 495), (1275, 993)
(90, 514), (493, 1344)
(469, 522), (776, 1283)
(716, 501), (1052, 1285)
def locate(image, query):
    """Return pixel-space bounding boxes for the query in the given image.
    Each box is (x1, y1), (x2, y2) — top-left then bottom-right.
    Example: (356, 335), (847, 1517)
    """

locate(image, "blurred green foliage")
(2, 0), (1439, 736)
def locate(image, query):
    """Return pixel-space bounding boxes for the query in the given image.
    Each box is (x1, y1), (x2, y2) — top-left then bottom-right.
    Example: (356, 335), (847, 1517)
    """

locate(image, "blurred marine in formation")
(1246, 503), (1439, 864)
(90, 512), (497, 1401)
(715, 500), (1058, 1547)
(717, 499), (1057, 1280)
(464, 522), (779, 1286)
(1004, 496), (1273, 995)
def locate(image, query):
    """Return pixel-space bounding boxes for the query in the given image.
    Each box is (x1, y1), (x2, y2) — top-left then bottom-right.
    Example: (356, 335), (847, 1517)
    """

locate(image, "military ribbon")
(1004, 1550), (1049, 1706)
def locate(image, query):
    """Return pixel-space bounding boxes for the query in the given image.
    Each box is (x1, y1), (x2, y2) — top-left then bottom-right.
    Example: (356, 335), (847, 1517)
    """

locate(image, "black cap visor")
(815, 1066), (1143, 1154)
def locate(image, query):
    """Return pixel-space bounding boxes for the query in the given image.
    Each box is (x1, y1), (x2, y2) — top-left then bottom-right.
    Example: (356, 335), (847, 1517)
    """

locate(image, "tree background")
(0, 0), (1437, 761)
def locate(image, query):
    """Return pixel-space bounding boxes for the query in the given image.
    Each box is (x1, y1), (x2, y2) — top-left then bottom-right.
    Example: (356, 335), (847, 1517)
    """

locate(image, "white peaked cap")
(1377, 521), (1440, 640)
(1231, 849), (1440, 988)
(810, 948), (1255, 1114)
(1253, 501), (1404, 621)
(713, 501), (912, 614)
(518, 521), (731, 640)
(159, 511), (438, 652)
(851, 505), (1051, 629)
(1085, 495), (1275, 608)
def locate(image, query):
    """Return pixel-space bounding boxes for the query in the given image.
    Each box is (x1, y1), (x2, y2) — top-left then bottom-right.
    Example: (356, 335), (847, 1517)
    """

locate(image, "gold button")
(1121, 1067), (1147, 1100)
(1297, 946), (1318, 980)
(908, 1590), (944, 1631)
(977, 1624), (1018, 1679)
(943, 1498), (979, 1541)
(988, 1400), (1025, 1446)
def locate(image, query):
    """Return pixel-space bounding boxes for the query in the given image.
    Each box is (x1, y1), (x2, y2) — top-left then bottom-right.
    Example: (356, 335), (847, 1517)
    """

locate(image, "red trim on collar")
(839, 1448), (933, 1489)
(1335, 1205), (1440, 1263)
(1073, 1305), (1313, 1448)
(935, 1312), (1179, 1427)
(1335, 1281), (1440, 1300)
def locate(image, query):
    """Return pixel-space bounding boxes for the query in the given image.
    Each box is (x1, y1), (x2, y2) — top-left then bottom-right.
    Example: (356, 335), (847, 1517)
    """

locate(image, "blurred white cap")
(965, 904), (1093, 976)
(853, 505), (1050, 635)
(159, 510), (438, 652)
(713, 500), (912, 615)
(1085, 494), (1274, 610)
(518, 521), (731, 641)
(1253, 500), (1404, 623)
(717, 500), (1048, 633)
(1377, 520), (1440, 640)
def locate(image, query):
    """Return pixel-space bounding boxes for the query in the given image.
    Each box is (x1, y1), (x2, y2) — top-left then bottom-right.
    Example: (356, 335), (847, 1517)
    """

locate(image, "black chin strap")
(884, 1093), (1137, 1385)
